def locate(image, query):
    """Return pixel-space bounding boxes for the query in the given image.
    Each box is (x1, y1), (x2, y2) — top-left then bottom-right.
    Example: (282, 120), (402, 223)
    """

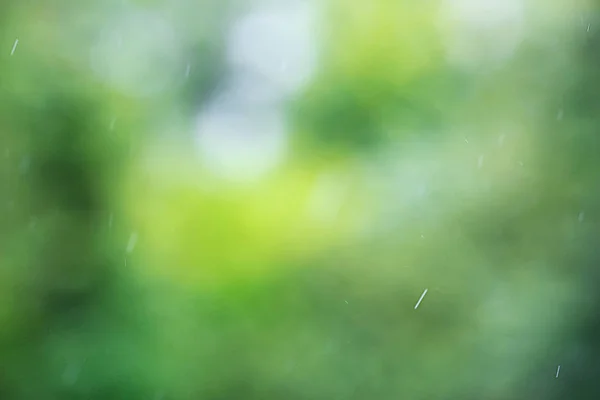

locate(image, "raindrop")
(414, 289), (428, 310)
(10, 38), (18, 56)
(19, 156), (30, 174)
(498, 134), (505, 146)
(126, 232), (138, 253)
(62, 362), (81, 386)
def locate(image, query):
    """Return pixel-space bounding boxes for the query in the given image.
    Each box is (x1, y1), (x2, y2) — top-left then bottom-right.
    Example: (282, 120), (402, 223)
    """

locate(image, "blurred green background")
(1, 0), (600, 399)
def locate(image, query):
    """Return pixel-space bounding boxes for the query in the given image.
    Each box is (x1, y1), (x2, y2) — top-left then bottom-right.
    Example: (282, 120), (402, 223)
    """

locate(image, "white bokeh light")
(193, 1), (317, 183)
(442, 0), (526, 69)
(227, 2), (317, 96)
(90, 10), (182, 97)
(194, 90), (287, 183)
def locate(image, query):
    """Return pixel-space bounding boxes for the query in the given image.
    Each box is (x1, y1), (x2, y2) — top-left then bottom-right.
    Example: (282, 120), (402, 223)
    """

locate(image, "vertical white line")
(556, 365), (561, 378)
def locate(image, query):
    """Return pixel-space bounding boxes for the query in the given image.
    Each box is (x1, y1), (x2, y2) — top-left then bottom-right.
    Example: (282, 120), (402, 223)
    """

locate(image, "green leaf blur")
(1, 0), (599, 399)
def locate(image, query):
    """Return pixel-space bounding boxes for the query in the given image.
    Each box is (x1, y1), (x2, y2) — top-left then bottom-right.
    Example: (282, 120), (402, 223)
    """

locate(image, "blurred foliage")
(1, 0), (600, 399)
(291, 1), (466, 154)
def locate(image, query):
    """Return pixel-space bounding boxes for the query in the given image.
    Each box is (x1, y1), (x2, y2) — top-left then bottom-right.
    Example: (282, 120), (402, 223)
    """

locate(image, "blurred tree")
(543, 4), (600, 400)
(0, 1), (174, 398)
(1, 0), (600, 400)
(290, 1), (469, 157)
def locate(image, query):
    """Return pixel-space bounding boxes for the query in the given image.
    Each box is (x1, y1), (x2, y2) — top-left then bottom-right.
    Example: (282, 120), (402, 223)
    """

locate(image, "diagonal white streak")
(414, 289), (428, 309)
(10, 39), (18, 56)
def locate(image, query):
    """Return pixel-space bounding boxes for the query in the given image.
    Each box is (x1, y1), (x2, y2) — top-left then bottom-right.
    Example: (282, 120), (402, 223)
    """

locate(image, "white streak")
(10, 39), (18, 56)
(498, 134), (506, 146)
(578, 212), (585, 223)
(555, 364), (561, 378)
(414, 288), (428, 309)
(62, 362), (81, 386)
(126, 232), (138, 253)
(185, 63), (191, 77)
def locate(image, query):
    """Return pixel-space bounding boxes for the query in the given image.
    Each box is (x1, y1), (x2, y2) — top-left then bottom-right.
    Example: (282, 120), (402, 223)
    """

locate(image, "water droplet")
(498, 134), (506, 146)
(10, 38), (18, 56)
(126, 232), (138, 253)
(62, 362), (81, 386)
(19, 156), (30, 174)
(414, 288), (428, 309)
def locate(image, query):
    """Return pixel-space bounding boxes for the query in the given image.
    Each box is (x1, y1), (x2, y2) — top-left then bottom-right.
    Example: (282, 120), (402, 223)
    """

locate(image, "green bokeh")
(1, 1), (599, 399)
